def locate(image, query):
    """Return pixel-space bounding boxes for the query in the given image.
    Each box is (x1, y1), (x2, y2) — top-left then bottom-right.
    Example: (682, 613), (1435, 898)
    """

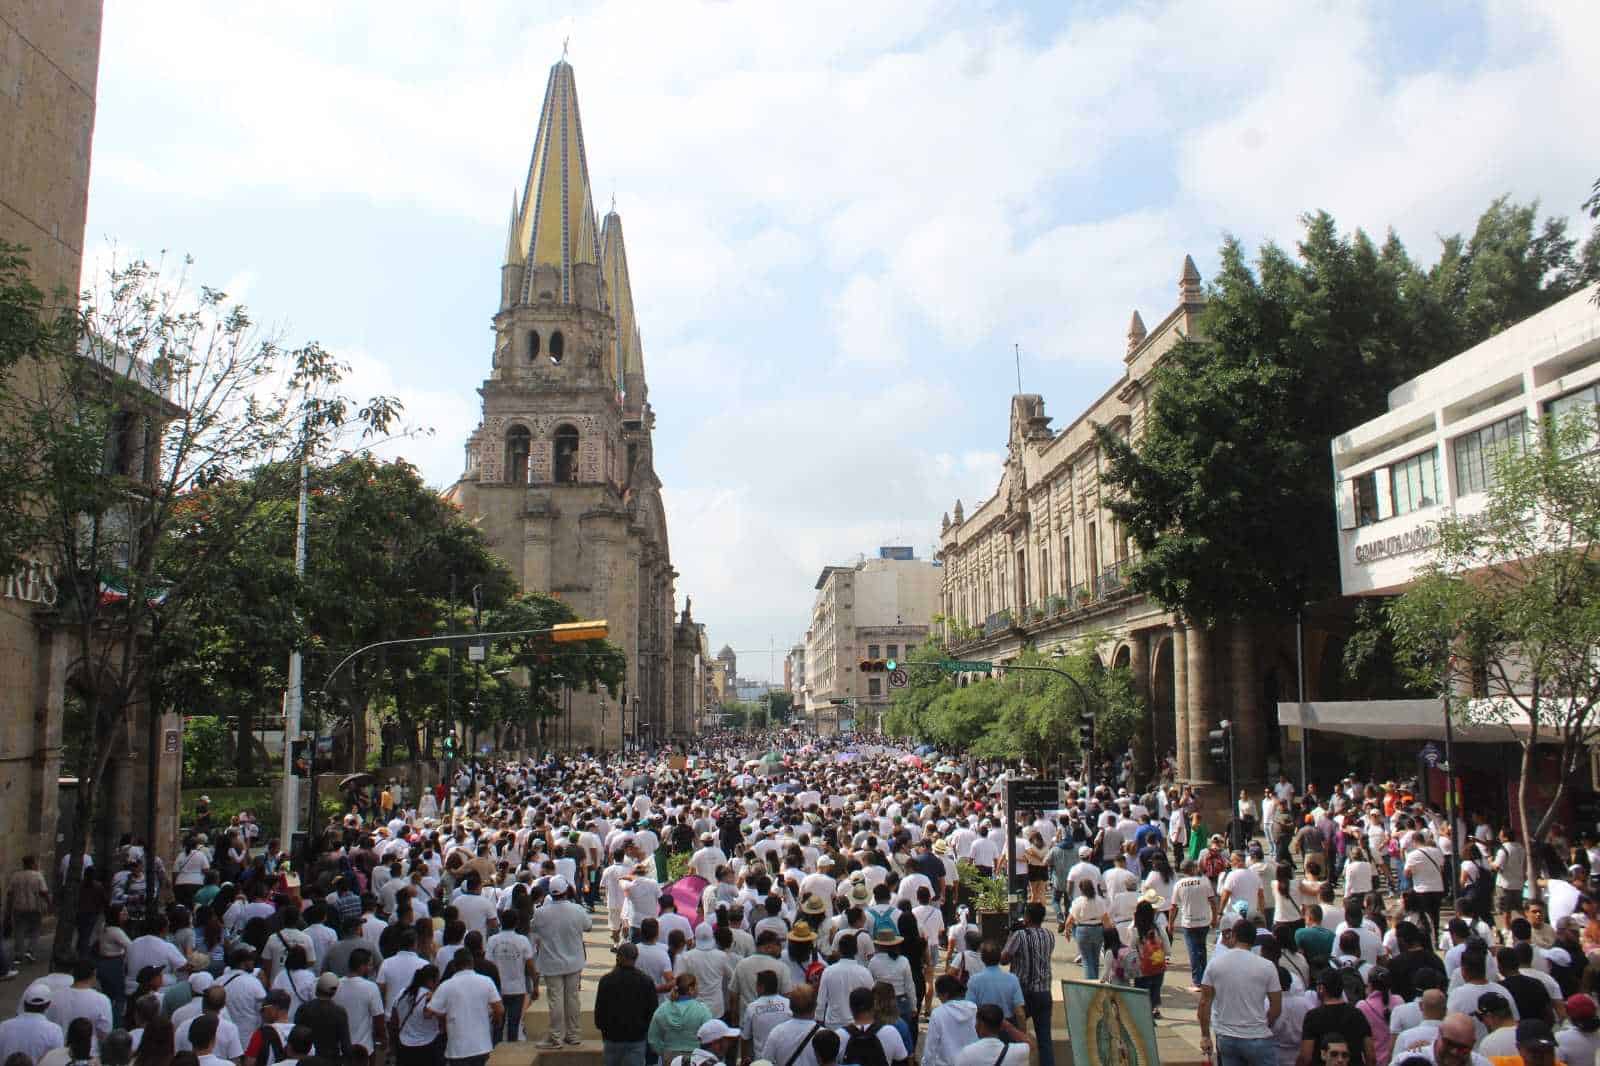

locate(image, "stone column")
(1185, 624), (1215, 786)
(1228, 622), (1262, 791)
(1172, 623), (1190, 782)
(1127, 633), (1152, 777)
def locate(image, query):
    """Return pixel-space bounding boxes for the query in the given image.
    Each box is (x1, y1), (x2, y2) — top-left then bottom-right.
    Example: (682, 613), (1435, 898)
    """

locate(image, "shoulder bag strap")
(783, 1022), (824, 1066)
(992, 1040), (1013, 1066)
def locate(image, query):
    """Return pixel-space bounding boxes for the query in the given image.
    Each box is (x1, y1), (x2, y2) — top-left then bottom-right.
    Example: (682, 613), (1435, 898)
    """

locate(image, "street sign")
(888, 669), (908, 689)
(468, 643), (486, 662)
(163, 728), (180, 755)
(1420, 742), (1442, 768)
(829, 697), (850, 705)
(939, 658), (994, 673)
(1007, 778), (1063, 810)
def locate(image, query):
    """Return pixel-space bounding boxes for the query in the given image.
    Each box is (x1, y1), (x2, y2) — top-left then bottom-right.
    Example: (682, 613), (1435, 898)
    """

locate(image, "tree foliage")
(1100, 197), (1592, 627)
(0, 251), (403, 967)
(883, 634), (1143, 771)
(1377, 410), (1600, 864)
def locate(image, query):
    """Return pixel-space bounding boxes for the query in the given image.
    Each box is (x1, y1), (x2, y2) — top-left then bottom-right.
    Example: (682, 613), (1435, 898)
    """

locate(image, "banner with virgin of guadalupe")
(1061, 979), (1160, 1066)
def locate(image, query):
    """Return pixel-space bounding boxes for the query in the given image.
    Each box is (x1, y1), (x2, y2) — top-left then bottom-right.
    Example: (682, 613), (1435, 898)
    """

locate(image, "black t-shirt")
(1301, 1003), (1373, 1066)
(1385, 949), (1445, 1001)
(1502, 972), (1552, 1023)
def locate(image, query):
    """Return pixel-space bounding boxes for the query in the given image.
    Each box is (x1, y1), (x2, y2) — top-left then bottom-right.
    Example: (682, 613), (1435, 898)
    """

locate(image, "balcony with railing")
(1095, 562), (1125, 599)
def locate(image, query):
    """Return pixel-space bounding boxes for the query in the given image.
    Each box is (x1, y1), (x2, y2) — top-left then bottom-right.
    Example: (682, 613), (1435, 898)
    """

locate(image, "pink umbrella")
(668, 873), (710, 928)
(899, 754), (924, 768)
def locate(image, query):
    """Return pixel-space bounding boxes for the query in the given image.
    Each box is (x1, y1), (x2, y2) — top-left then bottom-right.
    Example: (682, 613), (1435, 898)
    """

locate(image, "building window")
(867, 644), (880, 659)
(553, 424), (579, 482)
(1040, 547), (1050, 598)
(1062, 534), (1073, 589)
(505, 426), (531, 484)
(1391, 448), (1440, 516)
(104, 410), (139, 476)
(1545, 383), (1600, 454)
(528, 331), (540, 359)
(886, 644), (899, 660)
(1353, 472), (1380, 526)
(1453, 412), (1526, 495)
(868, 678), (881, 696)
(549, 330), (565, 363)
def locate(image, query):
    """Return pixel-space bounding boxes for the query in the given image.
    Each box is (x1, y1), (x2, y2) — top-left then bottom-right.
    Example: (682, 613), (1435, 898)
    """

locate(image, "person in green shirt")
(193, 870), (221, 911)
(1295, 903), (1335, 968)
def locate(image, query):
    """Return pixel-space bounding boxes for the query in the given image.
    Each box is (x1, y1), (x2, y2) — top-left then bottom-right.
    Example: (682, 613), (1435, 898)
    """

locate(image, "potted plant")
(972, 871), (1012, 944)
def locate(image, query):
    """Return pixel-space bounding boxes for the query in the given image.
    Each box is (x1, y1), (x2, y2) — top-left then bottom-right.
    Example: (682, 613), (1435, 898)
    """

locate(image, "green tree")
(767, 691), (794, 723)
(0, 253), (401, 967)
(181, 715), (234, 787)
(1100, 200), (1585, 627)
(1379, 410), (1600, 881)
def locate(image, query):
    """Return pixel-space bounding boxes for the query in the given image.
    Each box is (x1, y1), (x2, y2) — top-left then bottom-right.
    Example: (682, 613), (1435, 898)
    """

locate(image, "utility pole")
(279, 447), (310, 853)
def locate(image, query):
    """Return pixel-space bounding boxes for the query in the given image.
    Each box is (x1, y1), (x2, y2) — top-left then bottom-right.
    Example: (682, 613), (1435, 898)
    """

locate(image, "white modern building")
(1331, 284), (1600, 597)
(1282, 285), (1600, 762)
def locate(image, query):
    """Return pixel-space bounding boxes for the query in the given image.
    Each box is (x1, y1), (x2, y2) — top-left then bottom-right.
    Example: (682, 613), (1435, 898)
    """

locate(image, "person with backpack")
(1131, 900), (1170, 1019)
(953, 1002), (1033, 1066)
(834, 986), (908, 1066)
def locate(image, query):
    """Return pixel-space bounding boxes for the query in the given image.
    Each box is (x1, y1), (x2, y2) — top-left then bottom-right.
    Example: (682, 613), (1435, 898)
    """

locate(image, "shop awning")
(1276, 699), (1572, 744)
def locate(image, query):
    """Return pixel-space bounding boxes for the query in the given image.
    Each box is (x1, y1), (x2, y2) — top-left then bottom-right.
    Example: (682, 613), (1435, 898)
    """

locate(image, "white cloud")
(82, 0), (1598, 667)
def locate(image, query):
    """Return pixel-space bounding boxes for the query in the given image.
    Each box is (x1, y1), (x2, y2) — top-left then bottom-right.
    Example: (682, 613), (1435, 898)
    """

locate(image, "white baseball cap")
(22, 982), (52, 1008)
(698, 1020), (740, 1044)
(548, 874), (571, 895)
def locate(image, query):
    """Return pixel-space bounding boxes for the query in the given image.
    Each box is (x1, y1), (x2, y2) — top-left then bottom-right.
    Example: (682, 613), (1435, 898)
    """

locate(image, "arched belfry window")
(553, 424), (579, 483)
(549, 330), (565, 363)
(505, 425), (531, 484)
(527, 331), (540, 360)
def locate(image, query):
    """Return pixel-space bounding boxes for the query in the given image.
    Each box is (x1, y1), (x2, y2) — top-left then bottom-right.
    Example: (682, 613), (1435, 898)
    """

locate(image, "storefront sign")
(1353, 525), (1437, 565)
(163, 729), (180, 755)
(1, 559), (58, 607)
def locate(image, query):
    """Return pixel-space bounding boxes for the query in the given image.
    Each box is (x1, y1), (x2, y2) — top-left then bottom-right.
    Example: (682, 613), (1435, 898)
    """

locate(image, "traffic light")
(1208, 719), (1232, 769)
(290, 739), (310, 777)
(443, 733), (457, 758)
(1078, 708), (1094, 752)
(857, 659), (888, 673)
(885, 658), (897, 672)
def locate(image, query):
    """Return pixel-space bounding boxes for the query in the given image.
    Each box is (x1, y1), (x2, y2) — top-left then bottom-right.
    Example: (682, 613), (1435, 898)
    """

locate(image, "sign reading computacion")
(1353, 525), (1438, 565)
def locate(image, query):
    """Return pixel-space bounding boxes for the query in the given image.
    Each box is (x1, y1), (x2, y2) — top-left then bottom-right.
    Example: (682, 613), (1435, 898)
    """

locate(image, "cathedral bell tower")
(450, 57), (679, 750)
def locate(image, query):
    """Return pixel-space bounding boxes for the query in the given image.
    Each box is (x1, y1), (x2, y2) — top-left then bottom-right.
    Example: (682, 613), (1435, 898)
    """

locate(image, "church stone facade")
(448, 58), (691, 750)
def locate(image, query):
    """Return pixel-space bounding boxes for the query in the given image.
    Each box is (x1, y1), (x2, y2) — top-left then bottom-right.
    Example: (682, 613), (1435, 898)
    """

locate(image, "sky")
(83, 1), (1598, 682)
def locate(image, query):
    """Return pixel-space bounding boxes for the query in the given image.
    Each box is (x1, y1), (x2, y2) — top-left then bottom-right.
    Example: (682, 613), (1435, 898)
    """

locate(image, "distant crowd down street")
(2, 728), (1600, 1066)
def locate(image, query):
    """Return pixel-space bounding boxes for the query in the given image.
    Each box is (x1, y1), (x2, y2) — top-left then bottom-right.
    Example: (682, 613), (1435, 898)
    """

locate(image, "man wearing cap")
(691, 834), (728, 883)
(241, 989), (294, 1066)
(1475, 993), (1522, 1059)
(0, 981), (63, 1062)
(219, 945), (269, 1047)
(530, 872), (593, 1048)
(1556, 994), (1600, 1066)
(293, 971), (352, 1062)
(1514, 1020), (1559, 1066)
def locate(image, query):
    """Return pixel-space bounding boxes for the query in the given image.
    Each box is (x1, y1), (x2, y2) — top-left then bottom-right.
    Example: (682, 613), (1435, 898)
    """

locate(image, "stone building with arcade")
(447, 57), (694, 748)
(936, 257), (1332, 798)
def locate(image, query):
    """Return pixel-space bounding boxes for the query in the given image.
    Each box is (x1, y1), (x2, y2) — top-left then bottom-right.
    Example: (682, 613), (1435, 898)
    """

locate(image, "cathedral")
(448, 57), (693, 749)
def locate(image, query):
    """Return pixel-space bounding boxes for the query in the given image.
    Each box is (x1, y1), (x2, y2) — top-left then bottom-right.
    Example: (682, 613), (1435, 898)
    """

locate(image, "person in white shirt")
(690, 834), (728, 882)
(376, 927), (428, 1013)
(954, 1002), (1034, 1066)
(217, 946), (268, 1046)
(46, 962), (112, 1054)
(452, 875), (499, 938)
(1220, 852), (1266, 921)
(740, 969), (793, 1061)
(486, 911), (537, 1043)
(924, 974), (979, 1066)
(679, 924), (737, 1021)
(176, 986), (244, 1060)
(816, 936), (873, 1028)
(334, 951), (387, 1064)
(426, 963), (504, 1065)
(1198, 918), (1282, 1065)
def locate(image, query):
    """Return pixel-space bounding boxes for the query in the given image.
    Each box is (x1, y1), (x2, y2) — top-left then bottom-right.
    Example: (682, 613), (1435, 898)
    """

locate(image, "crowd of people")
(0, 729), (1597, 1066)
